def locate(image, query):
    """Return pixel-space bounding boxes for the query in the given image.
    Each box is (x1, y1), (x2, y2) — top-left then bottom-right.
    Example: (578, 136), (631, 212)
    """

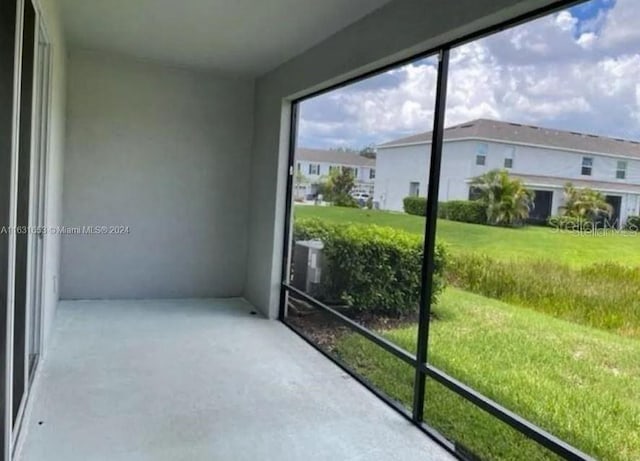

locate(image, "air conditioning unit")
(292, 240), (324, 295)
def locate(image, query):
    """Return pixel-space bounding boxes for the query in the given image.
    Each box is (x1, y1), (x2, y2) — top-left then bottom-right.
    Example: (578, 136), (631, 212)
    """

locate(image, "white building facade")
(294, 148), (376, 199)
(374, 119), (640, 227)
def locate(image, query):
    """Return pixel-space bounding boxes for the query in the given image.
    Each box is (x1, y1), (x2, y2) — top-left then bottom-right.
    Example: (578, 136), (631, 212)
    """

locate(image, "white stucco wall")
(296, 159), (374, 183)
(375, 138), (640, 224)
(61, 50), (254, 299)
(243, 0), (561, 318)
(375, 140), (491, 211)
(374, 143), (430, 211)
(503, 141), (640, 184)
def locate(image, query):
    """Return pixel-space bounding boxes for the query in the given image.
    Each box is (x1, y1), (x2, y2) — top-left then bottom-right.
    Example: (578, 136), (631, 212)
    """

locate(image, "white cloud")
(329, 61), (439, 141)
(577, 32), (596, 49)
(555, 10), (578, 32)
(597, 0), (640, 52)
(299, 0), (640, 148)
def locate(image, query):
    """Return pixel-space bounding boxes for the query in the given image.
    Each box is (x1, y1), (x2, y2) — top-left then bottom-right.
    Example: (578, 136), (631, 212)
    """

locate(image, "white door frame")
(25, 14), (51, 375)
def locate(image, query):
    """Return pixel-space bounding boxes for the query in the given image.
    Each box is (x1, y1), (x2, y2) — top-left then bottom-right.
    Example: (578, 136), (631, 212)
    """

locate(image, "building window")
(297, 162), (301, 172)
(354, 168), (359, 178)
(369, 169), (376, 179)
(329, 165), (338, 173)
(504, 147), (514, 169)
(616, 160), (627, 179)
(308, 163), (320, 175)
(581, 157), (593, 176)
(409, 181), (420, 197)
(476, 143), (488, 166)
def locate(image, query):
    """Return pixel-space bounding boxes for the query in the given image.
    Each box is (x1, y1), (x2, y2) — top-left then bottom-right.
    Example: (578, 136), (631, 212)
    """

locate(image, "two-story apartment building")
(295, 147), (376, 199)
(374, 119), (640, 227)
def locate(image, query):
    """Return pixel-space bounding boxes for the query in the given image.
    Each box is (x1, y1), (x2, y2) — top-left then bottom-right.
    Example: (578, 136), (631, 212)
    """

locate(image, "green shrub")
(403, 196), (427, 216)
(446, 252), (640, 334)
(625, 215), (640, 231)
(292, 218), (338, 242)
(470, 170), (534, 226)
(333, 194), (359, 208)
(293, 218), (447, 316)
(438, 200), (487, 225)
(560, 182), (613, 221)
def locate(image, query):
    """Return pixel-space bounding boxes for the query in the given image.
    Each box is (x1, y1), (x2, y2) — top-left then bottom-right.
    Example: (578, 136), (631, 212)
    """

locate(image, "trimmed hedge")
(438, 200), (487, 225)
(293, 218), (447, 316)
(404, 197), (488, 225)
(403, 196), (427, 216)
(293, 218), (338, 242)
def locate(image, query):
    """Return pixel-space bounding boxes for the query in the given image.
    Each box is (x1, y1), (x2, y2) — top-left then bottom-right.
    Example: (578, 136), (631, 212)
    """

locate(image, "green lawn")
(336, 288), (640, 461)
(296, 204), (640, 458)
(295, 205), (640, 267)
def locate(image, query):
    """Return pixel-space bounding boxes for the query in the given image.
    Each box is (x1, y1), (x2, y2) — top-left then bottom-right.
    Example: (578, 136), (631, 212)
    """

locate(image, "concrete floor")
(17, 298), (454, 461)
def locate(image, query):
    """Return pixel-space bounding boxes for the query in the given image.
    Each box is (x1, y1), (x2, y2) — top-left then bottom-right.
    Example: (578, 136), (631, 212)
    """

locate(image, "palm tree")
(559, 183), (613, 221)
(470, 169), (534, 226)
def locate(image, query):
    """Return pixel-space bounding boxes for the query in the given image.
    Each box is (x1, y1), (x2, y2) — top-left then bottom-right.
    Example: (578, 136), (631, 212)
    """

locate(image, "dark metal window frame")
(581, 156), (593, 176)
(616, 160), (626, 179)
(278, 1), (595, 459)
(476, 142), (488, 163)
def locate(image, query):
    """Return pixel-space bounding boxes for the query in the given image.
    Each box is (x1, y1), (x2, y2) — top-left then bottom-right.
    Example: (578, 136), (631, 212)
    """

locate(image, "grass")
(295, 205), (640, 267)
(295, 214), (640, 337)
(448, 254), (640, 338)
(294, 205), (640, 458)
(335, 288), (640, 461)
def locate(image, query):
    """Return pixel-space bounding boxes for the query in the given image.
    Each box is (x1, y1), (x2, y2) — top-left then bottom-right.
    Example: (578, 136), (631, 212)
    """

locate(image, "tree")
(325, 168), (357, 207)
(359, 146), (377, 159)
(330, 146), (358, 153)
(329, 145), (376, 158)
(559, 183), (613, 221)
(470, 169), (534, 227)
(293, 169), (309, 200)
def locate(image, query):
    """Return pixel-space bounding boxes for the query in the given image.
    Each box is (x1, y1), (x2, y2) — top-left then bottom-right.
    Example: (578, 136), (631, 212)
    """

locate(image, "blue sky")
(298, 0), (640, 150)
(570, 0), (613, 26)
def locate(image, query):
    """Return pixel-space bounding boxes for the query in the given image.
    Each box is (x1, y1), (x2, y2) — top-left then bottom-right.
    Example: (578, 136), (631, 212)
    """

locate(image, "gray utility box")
(292, 240), (324, 295)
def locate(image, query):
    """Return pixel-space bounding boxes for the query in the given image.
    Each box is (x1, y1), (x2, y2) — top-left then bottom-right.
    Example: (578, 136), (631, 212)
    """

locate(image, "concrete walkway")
(17, 298), (453, 461)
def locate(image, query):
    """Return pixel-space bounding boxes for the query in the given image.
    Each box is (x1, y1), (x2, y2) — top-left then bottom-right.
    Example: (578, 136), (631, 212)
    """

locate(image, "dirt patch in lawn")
(285, 296), (420, 351)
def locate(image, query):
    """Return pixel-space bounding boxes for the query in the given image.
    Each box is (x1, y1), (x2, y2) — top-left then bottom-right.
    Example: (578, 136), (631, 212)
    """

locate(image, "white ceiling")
(58, 0), (391, 76)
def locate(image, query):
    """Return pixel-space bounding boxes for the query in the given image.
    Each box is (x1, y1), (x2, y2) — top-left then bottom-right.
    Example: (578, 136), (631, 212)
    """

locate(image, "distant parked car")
(352, 192), (370, 200)
(352, 192), (370, 207)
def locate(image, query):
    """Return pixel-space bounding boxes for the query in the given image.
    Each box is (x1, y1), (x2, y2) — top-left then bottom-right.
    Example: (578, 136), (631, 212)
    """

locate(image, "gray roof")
(296, 147), (375, 167)
(378, 119), (640, 159)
